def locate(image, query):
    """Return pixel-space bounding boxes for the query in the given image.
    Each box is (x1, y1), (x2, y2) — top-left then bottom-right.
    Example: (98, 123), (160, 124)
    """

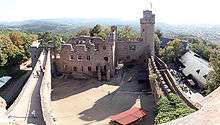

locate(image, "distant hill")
(0, 19), (219, 44)
(0, 18), (139, 35)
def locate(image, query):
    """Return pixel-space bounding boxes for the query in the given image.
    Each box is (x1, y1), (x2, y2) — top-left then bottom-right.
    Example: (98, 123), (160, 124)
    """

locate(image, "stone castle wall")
(56, 36), (115, 80)
(40, 49), (56, 125)
(115, 40), (145, 64)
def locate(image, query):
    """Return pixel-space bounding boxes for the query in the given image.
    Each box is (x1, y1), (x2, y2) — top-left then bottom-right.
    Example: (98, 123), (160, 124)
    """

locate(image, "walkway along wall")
(6, 50), (46, 114)
(40, 49), (56, 125)
(154, 56), (200, 110)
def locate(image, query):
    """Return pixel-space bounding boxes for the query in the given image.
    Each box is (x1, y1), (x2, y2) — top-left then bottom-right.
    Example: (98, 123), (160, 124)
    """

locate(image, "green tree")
(117, 26), (140, 41)
(155, 93), (195, 124)
(189, 40), (211, 61)
(38, 32), (53, 46)
(76, 28), (90, 36)
(90, 24), (102, 37)
(38, 32), (62, 50)
(207, 49), (220, 92)
(160, 39), (181, 63)
(52, 35), (62, 51)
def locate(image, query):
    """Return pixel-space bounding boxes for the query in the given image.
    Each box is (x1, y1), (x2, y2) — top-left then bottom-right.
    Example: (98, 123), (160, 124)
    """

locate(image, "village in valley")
(0, 0), (220, 125)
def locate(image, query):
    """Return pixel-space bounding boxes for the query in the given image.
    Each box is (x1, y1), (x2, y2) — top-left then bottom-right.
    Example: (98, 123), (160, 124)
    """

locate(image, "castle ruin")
(35, 10), (155, 81)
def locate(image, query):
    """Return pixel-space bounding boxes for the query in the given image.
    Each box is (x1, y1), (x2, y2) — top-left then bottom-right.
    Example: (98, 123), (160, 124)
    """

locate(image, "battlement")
(141, 10), (155, 24)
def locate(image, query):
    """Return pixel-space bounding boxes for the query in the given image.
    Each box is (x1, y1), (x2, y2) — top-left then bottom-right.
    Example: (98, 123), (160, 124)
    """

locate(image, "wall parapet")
(40, 49), (56, 125)
(152, 56), (200, 110)
(148, 57), (164, 103)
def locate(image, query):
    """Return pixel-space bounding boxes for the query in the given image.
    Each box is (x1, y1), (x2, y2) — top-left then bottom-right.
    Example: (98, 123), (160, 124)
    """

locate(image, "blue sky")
(0, 0), (220, 24)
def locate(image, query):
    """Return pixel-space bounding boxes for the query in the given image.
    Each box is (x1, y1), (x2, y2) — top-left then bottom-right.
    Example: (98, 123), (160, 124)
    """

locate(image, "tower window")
(142, 29), (145, 32)
(87, 55), (90, 60)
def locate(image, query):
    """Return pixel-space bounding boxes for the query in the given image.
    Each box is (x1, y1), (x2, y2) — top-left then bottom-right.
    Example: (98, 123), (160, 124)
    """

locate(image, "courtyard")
(51, 65), (155, 125)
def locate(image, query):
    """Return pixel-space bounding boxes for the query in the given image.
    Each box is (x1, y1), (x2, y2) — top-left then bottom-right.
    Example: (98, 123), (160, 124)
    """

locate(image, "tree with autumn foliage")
(0, 30), (37, 66)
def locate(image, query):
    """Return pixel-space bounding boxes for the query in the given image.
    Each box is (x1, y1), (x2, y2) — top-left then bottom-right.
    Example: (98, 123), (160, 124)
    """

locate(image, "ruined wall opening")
(104, 57), (108, 62)
(88, 66), (91, 72)
(103, 46), (106, 50)
(73, 67), (77, 71)
(77, 55), (82, 61)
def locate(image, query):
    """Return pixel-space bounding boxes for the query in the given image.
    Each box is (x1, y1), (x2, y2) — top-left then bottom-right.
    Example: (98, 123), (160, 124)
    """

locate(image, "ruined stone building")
(54, 10), (155, 81)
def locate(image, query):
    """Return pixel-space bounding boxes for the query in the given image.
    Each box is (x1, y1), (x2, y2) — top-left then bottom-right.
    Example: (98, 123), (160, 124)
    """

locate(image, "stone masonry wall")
(115, 40), (145, 64)
(6, 50), (46, 115)
(56, 37), (115, 78)
(40, 49), (56, 125)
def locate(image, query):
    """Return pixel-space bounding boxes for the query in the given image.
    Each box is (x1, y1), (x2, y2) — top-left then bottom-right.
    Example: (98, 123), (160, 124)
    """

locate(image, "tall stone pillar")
(97, 65), (101, 81)
(106, 65), (111, 81)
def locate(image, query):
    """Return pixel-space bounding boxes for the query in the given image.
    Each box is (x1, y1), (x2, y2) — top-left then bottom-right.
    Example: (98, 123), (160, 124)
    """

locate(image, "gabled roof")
(0, 76), (11, 88)
(179, 51), (210, 86)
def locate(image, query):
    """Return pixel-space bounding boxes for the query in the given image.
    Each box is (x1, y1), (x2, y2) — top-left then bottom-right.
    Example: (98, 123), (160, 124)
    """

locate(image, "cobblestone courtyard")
(51, 66), (155, 125)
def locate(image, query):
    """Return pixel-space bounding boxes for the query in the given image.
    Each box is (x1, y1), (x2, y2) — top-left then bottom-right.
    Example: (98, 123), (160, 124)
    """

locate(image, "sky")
(0, 0), (220, 25)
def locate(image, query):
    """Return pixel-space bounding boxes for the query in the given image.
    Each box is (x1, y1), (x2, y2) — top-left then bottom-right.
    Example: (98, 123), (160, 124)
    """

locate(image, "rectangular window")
(77, 55), (82, 61)
(129, 45), (136, 51)
(87, 55), (90, 60)
(73, 67), (77, 71)
(96, 66), (98, 71)
(88, 66), (91, 71)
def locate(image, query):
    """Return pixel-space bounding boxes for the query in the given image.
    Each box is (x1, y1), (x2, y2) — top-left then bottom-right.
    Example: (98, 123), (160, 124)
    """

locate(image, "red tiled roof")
(110, 107), (146, 125)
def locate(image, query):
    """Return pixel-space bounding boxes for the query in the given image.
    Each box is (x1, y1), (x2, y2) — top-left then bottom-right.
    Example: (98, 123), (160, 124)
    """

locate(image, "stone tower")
(140, 10), (155, 56)
(109, 26), (117, 68)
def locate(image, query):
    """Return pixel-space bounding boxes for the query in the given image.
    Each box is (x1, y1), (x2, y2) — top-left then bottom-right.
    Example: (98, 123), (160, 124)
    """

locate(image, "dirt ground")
(51, 66), (155, 125)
